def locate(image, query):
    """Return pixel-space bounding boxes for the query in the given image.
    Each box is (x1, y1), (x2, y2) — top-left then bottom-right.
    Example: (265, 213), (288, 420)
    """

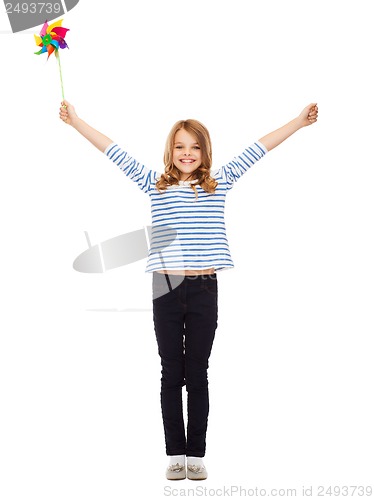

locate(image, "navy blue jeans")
(152, 272), (218, 457)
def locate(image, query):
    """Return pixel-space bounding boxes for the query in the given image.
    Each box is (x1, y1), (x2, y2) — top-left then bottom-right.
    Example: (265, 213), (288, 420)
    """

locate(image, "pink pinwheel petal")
(40, 21), (49, 37)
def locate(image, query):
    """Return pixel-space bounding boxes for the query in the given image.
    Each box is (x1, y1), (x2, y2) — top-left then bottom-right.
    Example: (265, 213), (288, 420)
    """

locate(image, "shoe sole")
(187, 472), (208, 480)
(166, 469), (186, 480)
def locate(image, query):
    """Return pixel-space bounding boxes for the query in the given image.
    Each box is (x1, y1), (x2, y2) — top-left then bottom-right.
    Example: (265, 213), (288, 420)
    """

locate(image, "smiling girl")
(59, 101), (318, 480)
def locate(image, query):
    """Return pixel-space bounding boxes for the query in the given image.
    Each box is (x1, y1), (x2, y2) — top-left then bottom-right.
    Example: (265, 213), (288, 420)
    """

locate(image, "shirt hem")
(145, 265), (233, 273)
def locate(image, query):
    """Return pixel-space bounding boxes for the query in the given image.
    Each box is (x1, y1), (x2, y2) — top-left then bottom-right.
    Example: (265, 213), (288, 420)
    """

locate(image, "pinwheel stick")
(56, 51), (65, 101)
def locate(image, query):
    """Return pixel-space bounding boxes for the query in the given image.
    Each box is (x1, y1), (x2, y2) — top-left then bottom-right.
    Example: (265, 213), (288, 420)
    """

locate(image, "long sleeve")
(104, 142), (159, 194)
(215, 141), (268, 190)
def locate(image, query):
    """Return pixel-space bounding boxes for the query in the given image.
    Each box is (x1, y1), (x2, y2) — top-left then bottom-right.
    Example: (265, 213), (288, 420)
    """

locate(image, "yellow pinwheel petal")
(47, 19), (63, 34)
(34, 34), (42, 46)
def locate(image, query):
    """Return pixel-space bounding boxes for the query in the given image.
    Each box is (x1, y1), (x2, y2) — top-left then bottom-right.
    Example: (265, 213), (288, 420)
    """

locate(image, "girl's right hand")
(59, 99), (78, 126)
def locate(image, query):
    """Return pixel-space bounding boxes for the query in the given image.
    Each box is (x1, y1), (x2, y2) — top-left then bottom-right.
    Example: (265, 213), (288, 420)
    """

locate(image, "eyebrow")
(174, 141), (199, 145)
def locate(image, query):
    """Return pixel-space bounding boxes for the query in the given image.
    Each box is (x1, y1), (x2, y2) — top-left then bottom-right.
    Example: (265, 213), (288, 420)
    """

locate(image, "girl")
(59, 101), (318, 480)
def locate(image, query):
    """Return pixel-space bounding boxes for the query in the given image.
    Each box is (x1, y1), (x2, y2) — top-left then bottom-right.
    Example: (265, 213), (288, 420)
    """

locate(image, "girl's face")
(173, 128), (202, 181)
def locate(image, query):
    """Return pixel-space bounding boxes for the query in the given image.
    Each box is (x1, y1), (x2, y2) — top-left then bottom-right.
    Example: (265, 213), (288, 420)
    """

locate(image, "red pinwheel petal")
(51, 27), (69, 38)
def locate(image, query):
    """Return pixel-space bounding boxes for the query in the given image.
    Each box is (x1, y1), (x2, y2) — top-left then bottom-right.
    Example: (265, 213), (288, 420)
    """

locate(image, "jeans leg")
(153, 277), (187, 456)
(184, 276), (218, 457)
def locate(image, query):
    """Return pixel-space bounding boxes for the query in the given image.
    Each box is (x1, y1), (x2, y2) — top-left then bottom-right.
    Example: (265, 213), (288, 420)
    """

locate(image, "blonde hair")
(155, 119), (218, 198)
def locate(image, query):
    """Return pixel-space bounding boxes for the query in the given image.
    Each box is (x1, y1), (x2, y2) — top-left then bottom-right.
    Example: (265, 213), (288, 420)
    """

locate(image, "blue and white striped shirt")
(105, 141), (267, 273)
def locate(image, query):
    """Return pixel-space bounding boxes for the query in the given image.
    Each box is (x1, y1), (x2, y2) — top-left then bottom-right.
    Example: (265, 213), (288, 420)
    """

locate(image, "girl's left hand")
(299, 103), (318, 127)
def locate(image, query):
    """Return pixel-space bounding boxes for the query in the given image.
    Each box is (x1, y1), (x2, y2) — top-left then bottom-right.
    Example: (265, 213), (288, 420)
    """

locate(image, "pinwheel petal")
(52, 35), (68, 49)
(47, 19), (63, 34)
(34, 47), (46, 55)
(50, 27), (69, 38)
(40, 21), (48, 37)
(59, 39), (68, 49)
(34, 34), (42, 46)
(47, 44), (55, 57)
(50, 40), (60, 49)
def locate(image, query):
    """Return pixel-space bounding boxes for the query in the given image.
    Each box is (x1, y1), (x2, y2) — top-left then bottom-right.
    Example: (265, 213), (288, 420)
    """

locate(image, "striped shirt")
(104, 140), (267, 273)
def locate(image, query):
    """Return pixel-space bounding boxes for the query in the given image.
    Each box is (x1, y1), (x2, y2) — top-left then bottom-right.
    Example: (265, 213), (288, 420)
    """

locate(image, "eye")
(193, 146), (200, 150)
(175, 145), (183, 149)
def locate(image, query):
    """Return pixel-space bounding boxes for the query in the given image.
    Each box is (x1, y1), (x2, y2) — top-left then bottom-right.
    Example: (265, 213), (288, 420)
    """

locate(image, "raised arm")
(259, 103), (318, 152)
(59, 100), (113, 153)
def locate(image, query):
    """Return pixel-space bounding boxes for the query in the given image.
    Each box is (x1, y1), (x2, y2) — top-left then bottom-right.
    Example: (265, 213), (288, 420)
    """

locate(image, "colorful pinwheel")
(34, 19), (70, 100)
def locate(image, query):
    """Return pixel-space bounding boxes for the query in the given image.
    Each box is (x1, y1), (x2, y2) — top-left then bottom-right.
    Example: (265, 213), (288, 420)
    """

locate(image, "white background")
(1, 0), (373, 498)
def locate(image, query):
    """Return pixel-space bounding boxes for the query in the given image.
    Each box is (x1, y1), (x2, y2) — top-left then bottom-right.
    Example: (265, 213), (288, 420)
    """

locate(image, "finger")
(308, 103), (317, 113)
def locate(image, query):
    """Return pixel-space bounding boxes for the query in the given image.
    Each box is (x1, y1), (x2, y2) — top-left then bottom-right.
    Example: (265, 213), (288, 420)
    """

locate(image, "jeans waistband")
(153, 272), (217, 281)
(184, 273), (217, 280)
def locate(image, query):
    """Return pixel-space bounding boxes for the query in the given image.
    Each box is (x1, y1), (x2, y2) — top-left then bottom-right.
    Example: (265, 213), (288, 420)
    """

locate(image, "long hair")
(155, 119), (218, 198)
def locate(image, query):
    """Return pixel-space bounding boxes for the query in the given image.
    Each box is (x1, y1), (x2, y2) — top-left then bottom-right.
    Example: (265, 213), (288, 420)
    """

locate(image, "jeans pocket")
(202, 278), (218, 297)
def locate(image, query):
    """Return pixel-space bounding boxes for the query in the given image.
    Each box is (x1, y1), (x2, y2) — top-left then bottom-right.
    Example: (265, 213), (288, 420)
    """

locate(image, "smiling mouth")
(180, 159), (195, 164)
